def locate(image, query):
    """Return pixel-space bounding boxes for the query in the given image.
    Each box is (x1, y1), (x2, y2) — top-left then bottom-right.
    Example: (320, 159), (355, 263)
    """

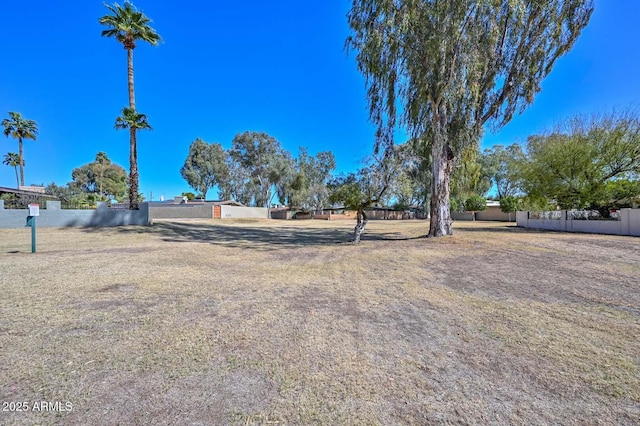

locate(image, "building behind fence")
(516, 209), (640, 237)
(148, 202), (268, 220)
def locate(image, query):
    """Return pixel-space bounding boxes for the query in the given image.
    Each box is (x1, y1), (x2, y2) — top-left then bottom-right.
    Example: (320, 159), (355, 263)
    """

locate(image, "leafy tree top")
(229, 131), (290, 207)
(521, 111), (640, 212)
(71, 152), (128, 201)
(180, 138), (228, 200)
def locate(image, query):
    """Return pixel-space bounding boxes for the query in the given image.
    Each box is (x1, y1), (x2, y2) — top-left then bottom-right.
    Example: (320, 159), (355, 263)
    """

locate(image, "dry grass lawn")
(1, 219), (639, 425)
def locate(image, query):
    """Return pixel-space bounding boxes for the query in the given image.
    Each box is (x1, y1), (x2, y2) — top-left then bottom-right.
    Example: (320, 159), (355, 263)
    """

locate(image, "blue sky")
(1, 0), (638, 200)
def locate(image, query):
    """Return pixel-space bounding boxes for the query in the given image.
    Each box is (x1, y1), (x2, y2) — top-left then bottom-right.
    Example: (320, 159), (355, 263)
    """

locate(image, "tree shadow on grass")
(82, 220), (425, 251)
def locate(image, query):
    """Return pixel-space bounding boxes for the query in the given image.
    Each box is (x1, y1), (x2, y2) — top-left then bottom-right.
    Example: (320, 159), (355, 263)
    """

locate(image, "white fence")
(516, 209), (640, 237)
(220, 205), (268, 219)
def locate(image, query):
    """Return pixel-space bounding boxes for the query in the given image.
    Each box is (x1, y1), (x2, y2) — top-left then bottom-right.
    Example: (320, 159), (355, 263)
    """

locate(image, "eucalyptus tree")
(229, 131), (290, 209)
(2, 112), (38, 187)
(347, 0), (593, 236)
(181, 138), (229, 200)
(115, 107), (152, 209)
(99, 1), (161, 111)
(2, 152), (21, 188)
(290, 148), (337, 212)
(480, 144), (525, 199)
(218, 156), (255, 205)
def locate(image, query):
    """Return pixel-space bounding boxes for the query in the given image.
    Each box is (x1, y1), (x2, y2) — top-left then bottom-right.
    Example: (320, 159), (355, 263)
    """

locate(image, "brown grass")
(0, 219), (639, 425)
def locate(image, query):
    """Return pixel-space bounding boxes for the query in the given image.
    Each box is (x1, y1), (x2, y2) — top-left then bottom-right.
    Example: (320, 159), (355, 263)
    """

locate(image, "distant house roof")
(149, 199), (244, 207)
(0, 186), (58, 199)
(208, 200), (244, 206)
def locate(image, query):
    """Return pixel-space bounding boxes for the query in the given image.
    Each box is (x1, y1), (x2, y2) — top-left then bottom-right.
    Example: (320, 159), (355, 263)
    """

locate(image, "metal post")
(31, 216), (36, 253)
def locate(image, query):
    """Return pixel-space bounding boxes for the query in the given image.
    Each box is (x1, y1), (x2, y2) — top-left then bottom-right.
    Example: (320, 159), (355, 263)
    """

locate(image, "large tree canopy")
(229, 131), (290, 209)
(520, 112), (640, 215)
(480, 144), (525, 199)
(71, 152), (128, 202)
(282, 148), (337, 212)
(180, 138), (228, 200)
(347, 0), (593, 236)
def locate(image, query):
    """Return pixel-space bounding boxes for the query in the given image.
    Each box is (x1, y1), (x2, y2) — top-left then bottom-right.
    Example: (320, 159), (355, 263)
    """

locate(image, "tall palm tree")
(115, 107), (151, 209)
(2, 112), (38, 187)
(99, 1), (161, 111)
(2, 152), (21, 188)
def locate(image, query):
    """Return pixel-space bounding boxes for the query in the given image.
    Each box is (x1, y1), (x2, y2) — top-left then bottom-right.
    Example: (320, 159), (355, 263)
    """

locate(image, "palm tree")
(2, 112), (38, 187)
(115, 107), (151, 209)
(2, 152), (21, 188)
(99, 1), (161, 111)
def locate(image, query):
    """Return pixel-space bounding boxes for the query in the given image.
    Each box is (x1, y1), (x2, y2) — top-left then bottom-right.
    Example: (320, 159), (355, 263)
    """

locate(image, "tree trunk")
(18, 137), (24, 187)
(129, 127), (139, 209)
(352, 208), (368, 243)
(428, 115), (454, 237)
(13, 165), (19, 188)
(128, 48), (135, 110)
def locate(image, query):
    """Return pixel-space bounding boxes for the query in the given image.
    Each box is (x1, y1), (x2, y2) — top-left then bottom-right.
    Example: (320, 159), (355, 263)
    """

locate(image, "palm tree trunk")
(13, 165), (19, 188)
(18, 137), (24, 187)
(129, 127), (139, 209)
(128, 48), (135, 110)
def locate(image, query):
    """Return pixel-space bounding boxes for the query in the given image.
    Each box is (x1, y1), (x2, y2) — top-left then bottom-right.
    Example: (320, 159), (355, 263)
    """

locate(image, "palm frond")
(99, 1), (161, 47)
(1, 112), (38, 140)
(114, 107), (152, 131)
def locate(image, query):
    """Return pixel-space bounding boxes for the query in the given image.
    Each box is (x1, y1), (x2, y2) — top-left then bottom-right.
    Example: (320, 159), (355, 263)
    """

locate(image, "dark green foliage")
(71, 152), (128, 202)
(180, 138), (228, 200)
(521, 112), (640, 214)
(464, 194), (487, 212)
(499, 196), (523, 214)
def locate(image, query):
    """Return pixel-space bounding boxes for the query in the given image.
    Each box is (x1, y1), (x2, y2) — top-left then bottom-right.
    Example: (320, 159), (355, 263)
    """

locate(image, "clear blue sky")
(1, 0), (638, 200)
